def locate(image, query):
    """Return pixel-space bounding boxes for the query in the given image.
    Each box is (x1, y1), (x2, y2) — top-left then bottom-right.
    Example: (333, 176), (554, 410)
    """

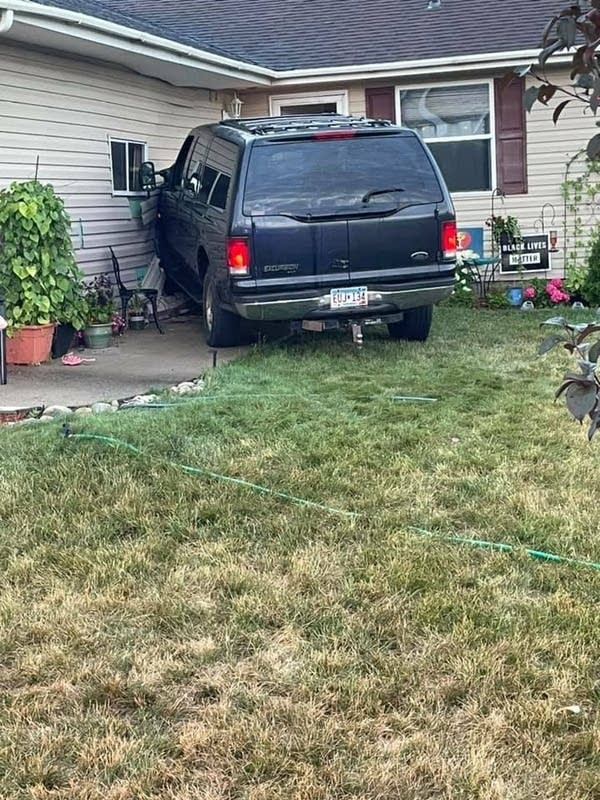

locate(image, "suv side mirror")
(140, 161), (157, 191)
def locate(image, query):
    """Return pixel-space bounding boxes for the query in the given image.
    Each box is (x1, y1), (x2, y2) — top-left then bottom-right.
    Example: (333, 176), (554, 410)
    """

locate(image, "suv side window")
(183, 130), (213, 191)
(203, 136), (238, 211)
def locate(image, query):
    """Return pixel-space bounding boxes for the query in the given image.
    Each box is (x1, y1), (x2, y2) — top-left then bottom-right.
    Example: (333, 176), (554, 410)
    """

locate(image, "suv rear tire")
(387, 305), (433, 342)
(203, 275), (243, 347)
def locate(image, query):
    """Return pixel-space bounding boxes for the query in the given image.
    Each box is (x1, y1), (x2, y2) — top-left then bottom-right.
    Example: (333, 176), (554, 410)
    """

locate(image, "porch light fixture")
(229, 92), (244, 119)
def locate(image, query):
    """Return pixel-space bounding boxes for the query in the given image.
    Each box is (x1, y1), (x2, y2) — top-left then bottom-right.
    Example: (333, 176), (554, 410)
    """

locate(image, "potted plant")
(128, 293), (147, 330)
(82, 274), (114, 349)
(0, 180), (87, 365)
(486, 214), (523, 306)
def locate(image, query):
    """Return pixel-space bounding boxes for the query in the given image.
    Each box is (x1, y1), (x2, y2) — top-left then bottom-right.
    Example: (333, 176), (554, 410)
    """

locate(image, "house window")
(110, 138), (147, 195)
(270, 91), (348, 116)
(398, 83), (493, 194)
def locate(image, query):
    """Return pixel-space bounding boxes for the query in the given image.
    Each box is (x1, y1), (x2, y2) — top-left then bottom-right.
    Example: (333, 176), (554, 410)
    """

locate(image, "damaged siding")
(0, 41), (221, 283)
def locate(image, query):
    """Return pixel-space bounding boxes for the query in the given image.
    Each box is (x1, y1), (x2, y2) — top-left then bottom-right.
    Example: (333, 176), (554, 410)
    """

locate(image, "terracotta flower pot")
(7, 323), (55, 365)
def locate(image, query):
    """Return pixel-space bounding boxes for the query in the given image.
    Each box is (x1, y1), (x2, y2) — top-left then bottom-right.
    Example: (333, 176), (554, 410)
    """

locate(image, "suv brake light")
(227, 238), (250, 276)
(313, 130), (357, 140)
(441, 220), (457, 260)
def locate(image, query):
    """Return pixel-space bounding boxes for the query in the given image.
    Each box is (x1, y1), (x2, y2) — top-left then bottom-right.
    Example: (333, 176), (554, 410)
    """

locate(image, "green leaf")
(589, 340), (600, 363)
(557, 16), (577, 48)
(525, 85), (540, 112)
(539, 334), (565, 355)
(566, 382), (597, 422)
(541, 316), (567, 327)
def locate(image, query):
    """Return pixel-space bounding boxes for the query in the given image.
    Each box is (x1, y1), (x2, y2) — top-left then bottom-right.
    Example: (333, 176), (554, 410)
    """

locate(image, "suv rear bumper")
(232, 279), (454, 322)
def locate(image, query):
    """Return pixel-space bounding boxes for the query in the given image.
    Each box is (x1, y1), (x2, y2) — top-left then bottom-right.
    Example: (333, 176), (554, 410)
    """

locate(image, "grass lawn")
(2, 306), (600, 799)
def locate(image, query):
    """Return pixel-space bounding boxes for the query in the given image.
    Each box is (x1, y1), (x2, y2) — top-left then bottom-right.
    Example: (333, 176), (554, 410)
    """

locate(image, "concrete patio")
(0, 316), (246, 410)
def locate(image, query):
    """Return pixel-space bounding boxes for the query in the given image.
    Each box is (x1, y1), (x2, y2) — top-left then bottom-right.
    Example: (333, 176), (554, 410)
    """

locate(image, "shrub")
(0, 181), (86, 330)
(582, 233), (600, 306)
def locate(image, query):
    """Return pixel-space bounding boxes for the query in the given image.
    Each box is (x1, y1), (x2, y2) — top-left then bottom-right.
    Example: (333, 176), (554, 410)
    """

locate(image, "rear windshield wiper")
(361, 187), (405, 203)
(282, 207), (405, 222)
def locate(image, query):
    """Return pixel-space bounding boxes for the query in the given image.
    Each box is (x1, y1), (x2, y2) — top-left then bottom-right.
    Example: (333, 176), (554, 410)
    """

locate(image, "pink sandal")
(62, 352), (96, 366)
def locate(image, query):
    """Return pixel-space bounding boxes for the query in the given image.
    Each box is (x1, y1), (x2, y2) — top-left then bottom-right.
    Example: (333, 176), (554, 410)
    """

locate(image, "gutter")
(0, 8), (14, 33)
(1, 0), (273, 84)
(271, 48), (572, 87)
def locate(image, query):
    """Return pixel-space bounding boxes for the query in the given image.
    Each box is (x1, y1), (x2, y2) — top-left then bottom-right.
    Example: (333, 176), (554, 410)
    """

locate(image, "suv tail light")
(441, 220), (457, 260)
(227, 238), (250, 276)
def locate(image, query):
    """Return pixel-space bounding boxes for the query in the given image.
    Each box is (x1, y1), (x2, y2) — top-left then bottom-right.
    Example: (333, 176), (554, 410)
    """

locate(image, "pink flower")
(546, 279), (570, 304)
(524, 286), (536, 300)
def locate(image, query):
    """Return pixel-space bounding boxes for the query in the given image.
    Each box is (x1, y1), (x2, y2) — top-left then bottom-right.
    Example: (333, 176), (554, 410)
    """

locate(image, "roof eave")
(269, 48), (570, 86)
(0, 0), (274, 88)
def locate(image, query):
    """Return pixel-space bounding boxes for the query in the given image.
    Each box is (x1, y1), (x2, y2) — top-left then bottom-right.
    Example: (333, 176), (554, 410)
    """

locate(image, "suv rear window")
(243, 133), (443, 216)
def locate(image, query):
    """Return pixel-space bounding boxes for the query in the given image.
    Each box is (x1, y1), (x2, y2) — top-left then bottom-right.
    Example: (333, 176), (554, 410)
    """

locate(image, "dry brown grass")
(1, 308), (600, 798)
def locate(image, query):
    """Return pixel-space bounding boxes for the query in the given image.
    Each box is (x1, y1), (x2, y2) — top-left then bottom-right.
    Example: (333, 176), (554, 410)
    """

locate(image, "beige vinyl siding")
(242, 72), (589, 276)
(0, 41), (222, 283)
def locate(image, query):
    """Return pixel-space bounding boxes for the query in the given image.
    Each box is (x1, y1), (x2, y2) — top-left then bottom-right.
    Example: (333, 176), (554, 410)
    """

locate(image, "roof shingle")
(34, 0), (549, 71)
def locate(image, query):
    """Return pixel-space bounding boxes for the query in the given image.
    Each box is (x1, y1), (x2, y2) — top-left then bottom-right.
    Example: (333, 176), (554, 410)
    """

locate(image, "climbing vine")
(561, 150), (600, 289)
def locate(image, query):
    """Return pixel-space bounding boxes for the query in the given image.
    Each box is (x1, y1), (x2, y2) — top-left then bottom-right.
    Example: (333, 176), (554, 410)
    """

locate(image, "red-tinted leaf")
(553, 99), (572, 124)
(587, 133), (600, 159)
(576, 323), (600, 343)
(555, 379), (577, 399)
(538, 84), (558, 105)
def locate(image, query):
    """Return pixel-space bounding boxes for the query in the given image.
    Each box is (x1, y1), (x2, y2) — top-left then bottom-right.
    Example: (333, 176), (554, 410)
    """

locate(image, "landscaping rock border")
(0, 377), (206, 426)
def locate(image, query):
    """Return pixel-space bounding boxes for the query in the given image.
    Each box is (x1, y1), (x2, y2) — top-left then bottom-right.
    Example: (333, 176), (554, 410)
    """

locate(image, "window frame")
(395, 79), (496, 198)
(109, 136), (148, 197)
(269, 90), (349, 117)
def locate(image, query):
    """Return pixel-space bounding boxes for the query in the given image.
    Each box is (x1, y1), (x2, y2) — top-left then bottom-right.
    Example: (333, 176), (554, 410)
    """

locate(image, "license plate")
(330, 286), (368, 310)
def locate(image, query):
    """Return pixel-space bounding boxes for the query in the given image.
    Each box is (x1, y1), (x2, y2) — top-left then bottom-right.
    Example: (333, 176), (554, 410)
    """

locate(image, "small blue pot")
(506, 287), (524, 307)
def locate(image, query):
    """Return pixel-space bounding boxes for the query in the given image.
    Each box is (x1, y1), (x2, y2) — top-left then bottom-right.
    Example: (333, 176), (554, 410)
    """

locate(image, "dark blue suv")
(144, 115), (456, 347)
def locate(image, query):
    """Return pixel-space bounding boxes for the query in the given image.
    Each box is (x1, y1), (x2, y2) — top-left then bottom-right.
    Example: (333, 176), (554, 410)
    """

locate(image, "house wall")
(0, 40), (222, 283)
(242, 71), (590, 276)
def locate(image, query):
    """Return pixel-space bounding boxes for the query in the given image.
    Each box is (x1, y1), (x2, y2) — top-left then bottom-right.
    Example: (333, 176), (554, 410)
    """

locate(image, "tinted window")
(198, 166), (218, 203)
(210, 174), (231, 210)
(243, 134), (443, 216)
(184, 132), (212, 190)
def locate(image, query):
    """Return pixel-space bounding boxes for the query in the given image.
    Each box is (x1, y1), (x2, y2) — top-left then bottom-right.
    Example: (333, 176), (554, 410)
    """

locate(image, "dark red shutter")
(365, 87), (396, 123)
(494, 76), (528, 195)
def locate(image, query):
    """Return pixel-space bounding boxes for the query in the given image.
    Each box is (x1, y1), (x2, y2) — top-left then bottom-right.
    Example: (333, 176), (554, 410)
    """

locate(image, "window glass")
(128, 143), (143, 192)
(280, 102), (338, 115)
(399, 84), (492, 192)
(198, 166), (218, 203)
(400, 85), (490, 138)
(244, 134), (442, 216)
(184, 132), (212, 190)
(210, 174), (231, 210)
(111, 141), (127, 192)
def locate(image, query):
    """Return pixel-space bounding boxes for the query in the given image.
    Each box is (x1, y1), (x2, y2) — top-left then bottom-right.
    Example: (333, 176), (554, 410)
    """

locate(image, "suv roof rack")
(220, 114), (395, 136)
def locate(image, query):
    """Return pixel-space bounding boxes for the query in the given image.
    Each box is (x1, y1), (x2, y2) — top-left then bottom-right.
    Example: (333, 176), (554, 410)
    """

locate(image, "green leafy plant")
(0, 180), (86, 330)
(486, 288), (511, 309)
(539, 316), (600, 439)
(83, 274), (114, 325)
(565, 264), (588, 299)
(582, 231), (600, 306)
(486, 215), (522, 249)
(128, 293), (146, 316)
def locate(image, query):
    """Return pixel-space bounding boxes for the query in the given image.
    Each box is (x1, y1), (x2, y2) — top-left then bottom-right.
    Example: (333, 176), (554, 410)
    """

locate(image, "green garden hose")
(63, 427), (600, 572)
